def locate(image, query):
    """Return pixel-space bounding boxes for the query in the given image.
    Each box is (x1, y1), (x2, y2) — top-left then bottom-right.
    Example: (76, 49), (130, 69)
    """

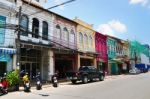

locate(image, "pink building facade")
(95, 32), (108, 73)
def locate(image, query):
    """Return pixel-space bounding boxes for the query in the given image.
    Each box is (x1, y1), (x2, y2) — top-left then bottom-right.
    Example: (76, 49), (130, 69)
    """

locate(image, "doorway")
(21, 63), (40, 79)
(0, 62), (7, 77)
(55, 59), (73, 79)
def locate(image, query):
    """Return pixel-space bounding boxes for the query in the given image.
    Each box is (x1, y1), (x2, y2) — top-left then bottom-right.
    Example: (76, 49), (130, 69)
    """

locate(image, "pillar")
(48, 50), (54, 81)
(75, 53), (80, 70)
(93, 58), (97, 68)
(76, 53), (80, 69)
(28, 18), (33, 38)
(39, 20), (43, 40)
(13, 54), (17, 70)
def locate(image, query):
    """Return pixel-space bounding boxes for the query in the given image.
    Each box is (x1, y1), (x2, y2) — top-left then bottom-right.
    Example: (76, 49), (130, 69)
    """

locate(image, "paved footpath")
(1, 73), (150, 99)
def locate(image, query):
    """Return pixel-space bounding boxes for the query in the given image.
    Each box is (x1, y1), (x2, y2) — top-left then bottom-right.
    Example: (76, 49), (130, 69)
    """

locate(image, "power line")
(28, 0), (76, 16)
(0, 23), (17, 30)
(19, 28), (77, 51)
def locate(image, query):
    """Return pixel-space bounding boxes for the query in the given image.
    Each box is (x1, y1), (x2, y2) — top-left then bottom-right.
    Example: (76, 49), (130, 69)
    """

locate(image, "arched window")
(79, 32), (83, 44)
(56, 25), (61, 39)
(89, 36), (93, 47)
(32, 18), (39, 38)
(63, 27), (69, 41)
(42, 21), (48, 40)
(70, 30), (75, 43)
(84, 34), (88, 46)
(20, 15), (28, 36)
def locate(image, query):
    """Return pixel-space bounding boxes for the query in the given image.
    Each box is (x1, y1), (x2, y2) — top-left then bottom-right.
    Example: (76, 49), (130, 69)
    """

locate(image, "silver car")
(129, 68), (141, 74)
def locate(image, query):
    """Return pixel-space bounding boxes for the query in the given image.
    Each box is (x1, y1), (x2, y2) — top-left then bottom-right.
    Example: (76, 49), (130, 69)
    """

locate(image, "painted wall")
(107, 37), (117, 59)
(74, 18), (95, 53)
(0, 1), (16, 47)
(95, 32), (107, 62)
(17, 1), (53, 45)
(52, 14), (77, 50)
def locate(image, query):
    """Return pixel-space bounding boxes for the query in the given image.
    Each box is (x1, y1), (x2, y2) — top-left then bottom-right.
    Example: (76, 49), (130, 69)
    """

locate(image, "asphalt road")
(1, 73), (150, 99)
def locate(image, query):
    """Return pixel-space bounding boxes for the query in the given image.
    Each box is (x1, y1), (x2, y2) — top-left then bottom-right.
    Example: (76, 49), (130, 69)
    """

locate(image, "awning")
(0, 48), (16, 54)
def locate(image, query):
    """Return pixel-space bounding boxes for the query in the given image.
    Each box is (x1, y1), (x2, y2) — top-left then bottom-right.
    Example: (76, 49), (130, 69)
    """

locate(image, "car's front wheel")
(71, 80), (77, 84)
(99, 75), (104, 81)
(82, 76), (88, 84)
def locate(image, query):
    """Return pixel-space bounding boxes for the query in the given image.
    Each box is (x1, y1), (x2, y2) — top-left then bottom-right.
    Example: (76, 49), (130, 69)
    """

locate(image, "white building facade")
(0, 0), (55, 80)
(0, 0), (17, 76)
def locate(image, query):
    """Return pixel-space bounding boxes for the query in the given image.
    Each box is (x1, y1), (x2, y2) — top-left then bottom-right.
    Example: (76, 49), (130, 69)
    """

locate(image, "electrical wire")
(28, 0), (76, 16)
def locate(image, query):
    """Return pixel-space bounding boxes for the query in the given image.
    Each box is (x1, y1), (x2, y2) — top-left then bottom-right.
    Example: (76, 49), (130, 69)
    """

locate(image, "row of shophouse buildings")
(0, 0), (150, 80)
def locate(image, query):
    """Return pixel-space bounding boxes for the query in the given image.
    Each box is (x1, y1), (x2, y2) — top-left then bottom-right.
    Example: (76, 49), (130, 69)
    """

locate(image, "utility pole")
(134, 50), (137, 65)
(16, 6), (22, 74)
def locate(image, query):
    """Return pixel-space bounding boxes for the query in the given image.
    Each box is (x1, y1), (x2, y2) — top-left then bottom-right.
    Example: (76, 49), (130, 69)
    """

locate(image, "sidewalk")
(19, 74), (128, 91)
(105, 74), (127, 79)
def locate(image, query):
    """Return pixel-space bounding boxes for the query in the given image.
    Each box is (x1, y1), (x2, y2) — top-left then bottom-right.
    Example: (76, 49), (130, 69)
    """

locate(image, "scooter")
(52, 74), (58, 87)
(0, 77), (8, 95)
(23, 73), (31, 92)
(35, 73), (42, 90)
(24, 81), (30, 92)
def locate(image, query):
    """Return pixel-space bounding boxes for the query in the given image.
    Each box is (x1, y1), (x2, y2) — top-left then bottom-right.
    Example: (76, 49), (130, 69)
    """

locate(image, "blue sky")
(45, 0), (150, 44)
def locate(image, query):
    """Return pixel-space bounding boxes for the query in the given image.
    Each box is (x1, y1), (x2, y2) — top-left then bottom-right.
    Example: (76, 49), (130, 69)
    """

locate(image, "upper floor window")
(20, 15), (28, 36)
(89, 36), (93, 47)
(0, 16), (6, 44)
(84, 34), (88, 46)
(42, 21), (48, 40)
(63, 27), (69, 41)
(70, 30), (75, 44)
(32, 18), (39, 38)
(55, 25), (61, 39)
(79, 32), (83, 45)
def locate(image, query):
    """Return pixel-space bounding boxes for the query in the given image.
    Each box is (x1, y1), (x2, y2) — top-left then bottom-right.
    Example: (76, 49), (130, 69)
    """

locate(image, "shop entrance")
(0, 62), (6, 77)
(80, 58), (93, 66)
(55, 59), (73, 79)
(20, 48), (41, 79)
(20, 63), (40, 79)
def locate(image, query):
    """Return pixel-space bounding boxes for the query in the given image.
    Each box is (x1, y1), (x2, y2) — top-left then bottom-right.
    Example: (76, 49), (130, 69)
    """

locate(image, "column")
(13, 54), (17, 70)
(76, 53), (80, 69)
(39, 20), (43, 40)
(93, 57), (97, 68)
(28, 18), (33, 38)
(48, 50), (54, 81)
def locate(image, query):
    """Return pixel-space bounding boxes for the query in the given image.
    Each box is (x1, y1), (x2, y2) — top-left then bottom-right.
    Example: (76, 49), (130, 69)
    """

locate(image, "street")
(1, 73), (150, 99)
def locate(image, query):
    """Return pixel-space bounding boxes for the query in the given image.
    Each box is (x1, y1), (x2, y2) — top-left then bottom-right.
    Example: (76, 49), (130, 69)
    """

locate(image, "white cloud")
(97, 24), (114, 36)
(129, 0), (149, 6)
(54, 0), (65, 10)
(108, 20), (127, 33)
(97, 20), (127, 36)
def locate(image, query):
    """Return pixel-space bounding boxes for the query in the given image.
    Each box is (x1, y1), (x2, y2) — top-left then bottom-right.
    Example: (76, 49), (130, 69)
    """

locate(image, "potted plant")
(6, 70), (20, 91)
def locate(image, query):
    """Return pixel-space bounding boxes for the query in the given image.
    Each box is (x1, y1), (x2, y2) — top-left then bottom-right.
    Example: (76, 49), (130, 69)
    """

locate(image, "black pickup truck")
(66, 66), (105, 84)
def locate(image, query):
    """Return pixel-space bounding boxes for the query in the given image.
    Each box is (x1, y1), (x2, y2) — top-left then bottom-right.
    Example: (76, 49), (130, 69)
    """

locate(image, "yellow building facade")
(74, 18), (97, 69)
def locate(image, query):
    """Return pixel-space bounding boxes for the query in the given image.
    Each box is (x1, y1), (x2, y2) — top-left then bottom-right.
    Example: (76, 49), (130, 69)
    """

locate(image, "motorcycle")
(52, 74), (58, 87)
(0, 77), (8, 95)
(23, 73), (31, 92)
(34, 72), (42, 90)
(24, 81), (30, 92)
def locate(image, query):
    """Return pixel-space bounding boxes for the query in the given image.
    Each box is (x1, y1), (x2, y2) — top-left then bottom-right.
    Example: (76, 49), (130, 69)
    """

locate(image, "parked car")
(129, 67), (141, 74)
(66, 66), (105, 84)
(135, 64), (149, 73)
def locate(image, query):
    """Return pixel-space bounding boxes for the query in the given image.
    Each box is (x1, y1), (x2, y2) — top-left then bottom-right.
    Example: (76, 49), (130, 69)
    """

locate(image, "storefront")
(0, 48), (16, 76)
(78, 52), (97, 68)
(97, 61), (108, 73)
(54, 49), (76, 79)
(20, 48), (41, 79)
(20, 43), (54, 81)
